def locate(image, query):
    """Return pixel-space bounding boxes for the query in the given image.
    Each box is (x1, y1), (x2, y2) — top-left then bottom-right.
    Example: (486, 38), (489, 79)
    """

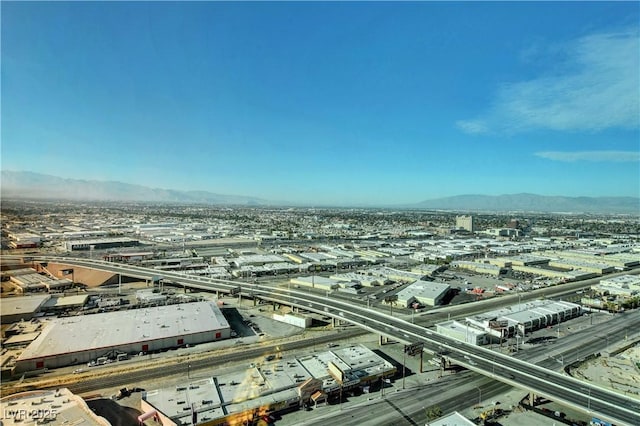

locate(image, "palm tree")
(384, 295), (398, 316)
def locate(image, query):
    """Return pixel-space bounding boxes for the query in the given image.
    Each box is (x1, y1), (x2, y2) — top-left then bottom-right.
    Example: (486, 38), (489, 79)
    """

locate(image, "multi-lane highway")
(5, 255), (640, 425)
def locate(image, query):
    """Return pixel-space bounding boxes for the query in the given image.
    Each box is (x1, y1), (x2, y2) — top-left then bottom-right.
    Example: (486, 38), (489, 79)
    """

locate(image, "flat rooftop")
(66, 237), (139, 245)
(600, 274), (640, 287)
(438, 320), (486, 337)
(18, 301), (229, 361)
(145, 344), (395, 425)
(3, 331), (42, 346)
(0, 294), (51, 317)
(1, 268), (38, 277)
(0, 388), (109, 426)
(468, 299), (580, 324)
(396, 280), (450, 300)
(41, 294), (89, 309)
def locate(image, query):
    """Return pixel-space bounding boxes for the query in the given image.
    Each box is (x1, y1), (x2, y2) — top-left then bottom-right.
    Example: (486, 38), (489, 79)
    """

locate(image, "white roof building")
(289, 276), (339, 291)
(465, 299), (581, 336)
(395, 280), (450, 307)
(595, 274), (640, 297)
(329, 272), (386, 287)
(15, 301), (230, 372)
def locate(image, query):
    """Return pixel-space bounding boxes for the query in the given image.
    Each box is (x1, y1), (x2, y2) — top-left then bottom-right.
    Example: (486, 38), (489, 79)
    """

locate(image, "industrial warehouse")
(436, 299), (582, 345)
(141, 344), (396, 426)
(14, 301), (230, 372)
(395, 280), (450, 307)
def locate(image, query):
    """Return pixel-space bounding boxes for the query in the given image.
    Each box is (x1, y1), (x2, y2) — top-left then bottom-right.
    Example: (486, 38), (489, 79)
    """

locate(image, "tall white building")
(456, 215), (475, 232)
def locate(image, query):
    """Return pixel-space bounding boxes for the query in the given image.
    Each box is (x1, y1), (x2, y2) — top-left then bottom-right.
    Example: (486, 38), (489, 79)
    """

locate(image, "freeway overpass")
(4, 255), (640, 425)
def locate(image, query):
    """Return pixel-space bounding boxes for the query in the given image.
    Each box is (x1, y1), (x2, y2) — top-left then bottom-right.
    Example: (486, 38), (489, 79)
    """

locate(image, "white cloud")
(535, 150), (640, 162)
(455, 119), (489, 134)
(458, 28), (640, 134)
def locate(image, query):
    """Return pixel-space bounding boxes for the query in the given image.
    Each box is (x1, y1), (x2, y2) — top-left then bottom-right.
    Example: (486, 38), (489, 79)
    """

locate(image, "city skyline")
(2, 2), (639, 205)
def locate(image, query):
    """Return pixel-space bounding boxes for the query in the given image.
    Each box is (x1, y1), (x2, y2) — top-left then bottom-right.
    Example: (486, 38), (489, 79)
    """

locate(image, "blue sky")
(2, 2), (639, 206)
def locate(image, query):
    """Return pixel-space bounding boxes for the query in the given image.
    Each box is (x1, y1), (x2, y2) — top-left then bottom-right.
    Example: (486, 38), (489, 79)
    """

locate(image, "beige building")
(456, 215), (475, 232)
(0, 388), (109, 426)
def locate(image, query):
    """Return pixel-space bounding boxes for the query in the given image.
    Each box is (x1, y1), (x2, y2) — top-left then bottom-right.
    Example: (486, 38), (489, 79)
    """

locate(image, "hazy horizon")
(2, 2), (639, 205)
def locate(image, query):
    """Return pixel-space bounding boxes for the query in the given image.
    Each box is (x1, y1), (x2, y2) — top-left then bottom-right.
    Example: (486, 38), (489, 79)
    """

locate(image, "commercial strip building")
(365, 266), (425, 283)
(289, 276), (339, 291)
(593, 275), (640, 297)
(436, 299), (582, 345)
(435, 320), (490, 346)
(102, 251), (155, 263)
(39, 294), (89, 313)
(547, 259), (616, 275)
(450, 260), (504, 276)
(410, 264), (446, 277)
(232, 262), (300, 278)
(583, 275), (640, 310)
(65, 237), (140, 251)
(1, 268), (74, 293)
(510, 264), (597, 281)
(230, 254), (287, 267)
(142, 344), (396, 426)
(14, 301), (230, 372)
(6, 232), (41, 249)
(0, 388), (109, 426)
(329, 272), (387, 287)
(539, 250), (640, 269)
(0, 294), (51, 324)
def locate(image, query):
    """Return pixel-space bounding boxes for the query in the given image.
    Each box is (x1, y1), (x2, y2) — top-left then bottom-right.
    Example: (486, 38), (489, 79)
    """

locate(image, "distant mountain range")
(412, 193), (640, 214)
(0, 171), (270, 205)
(1, 171), (638, 214)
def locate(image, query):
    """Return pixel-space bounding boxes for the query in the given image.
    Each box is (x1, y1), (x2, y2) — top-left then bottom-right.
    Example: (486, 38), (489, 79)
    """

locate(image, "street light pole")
(402, 349), (406, 390)
(476, 386), (482, 406)
(581, 387), (591, 412)
(492, 353), (496, 376)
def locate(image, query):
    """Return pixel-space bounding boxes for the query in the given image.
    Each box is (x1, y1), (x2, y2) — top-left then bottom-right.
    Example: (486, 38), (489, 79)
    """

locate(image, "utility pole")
(402, 349), (406, 389)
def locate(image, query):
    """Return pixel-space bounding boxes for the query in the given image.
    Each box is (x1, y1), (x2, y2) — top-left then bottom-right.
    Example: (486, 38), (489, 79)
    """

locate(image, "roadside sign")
(404, 342), (424, 356)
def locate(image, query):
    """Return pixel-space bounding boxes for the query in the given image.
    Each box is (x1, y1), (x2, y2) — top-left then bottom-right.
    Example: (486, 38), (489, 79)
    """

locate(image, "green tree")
(425, 405), (443, 421)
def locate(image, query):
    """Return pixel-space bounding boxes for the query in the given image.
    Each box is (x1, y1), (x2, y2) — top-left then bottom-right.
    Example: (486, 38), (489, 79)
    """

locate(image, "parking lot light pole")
(402, 349), (406, 389)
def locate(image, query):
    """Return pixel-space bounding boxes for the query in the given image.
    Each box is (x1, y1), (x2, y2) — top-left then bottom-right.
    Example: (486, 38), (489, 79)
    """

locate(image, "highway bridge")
(4, 255), (640, 425)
